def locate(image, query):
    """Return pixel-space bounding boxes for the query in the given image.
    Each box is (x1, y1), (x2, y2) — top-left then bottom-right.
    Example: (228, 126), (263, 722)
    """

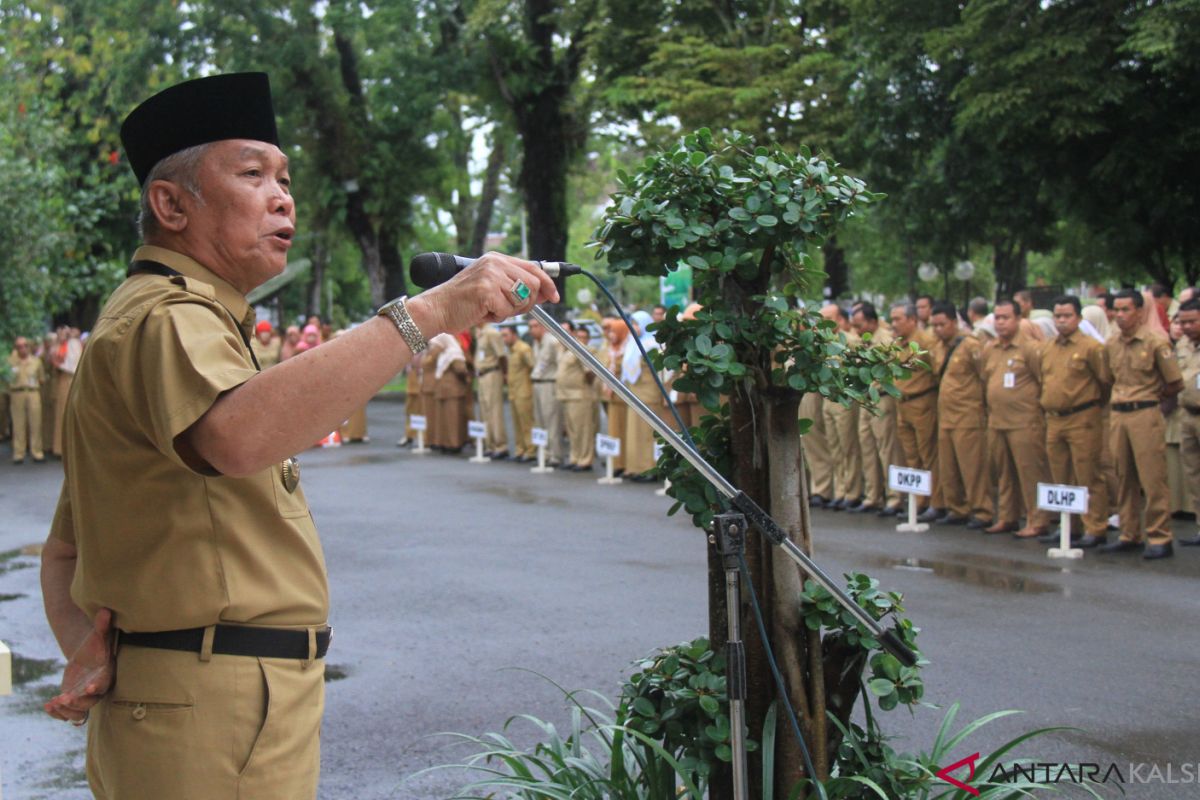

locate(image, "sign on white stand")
(0, 639), (11, 696)
(408, 414), (429, 454)
(596, 434), (623, 484)
(1038, 483), (1088, 560)
(654, 443), (670, 496)
(530, 427), (554, 473)
(468, 421), (490, 463)
(889, 466), (932, 532)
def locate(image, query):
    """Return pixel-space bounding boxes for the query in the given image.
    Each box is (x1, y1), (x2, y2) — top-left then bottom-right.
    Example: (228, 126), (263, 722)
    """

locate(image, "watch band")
(378, 296), (429, 354)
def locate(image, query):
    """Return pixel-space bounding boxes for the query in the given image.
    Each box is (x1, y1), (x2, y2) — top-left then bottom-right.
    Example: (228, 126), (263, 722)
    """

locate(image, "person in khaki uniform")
(850, 302), (903, 516)
(38, 72), (560, 799)
(928, 303), (991, 529)
(1174, 298), (1200, 547)
(981, 299), (1054, 537)
(398, 358), (423, 447)
(820, 304), (864, 510)
(556, 322), (599, 470)
(250, 320), (282, 369)
(7, 336), (46, 463)
(529, 319), (565, 466)
(800, 390), (835, 506)
(501, 325), (535, 460)
(601, 318), (629, 475)
(474, 322), (508, 458)
(49, 325), (82, 457)
(889, 302), (941, 518)
(1038, 296), (1113, 548)
(1101, 289), (1182, 558)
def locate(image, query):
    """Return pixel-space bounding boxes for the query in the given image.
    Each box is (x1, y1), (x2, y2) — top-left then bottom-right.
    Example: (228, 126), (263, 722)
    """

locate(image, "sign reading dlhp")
(1037, 483), (1088, 514)
(888, 466), (932, 497)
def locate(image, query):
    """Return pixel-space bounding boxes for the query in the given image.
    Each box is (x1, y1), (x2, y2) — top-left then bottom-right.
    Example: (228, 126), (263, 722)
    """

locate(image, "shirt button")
(132, 704), (147, 721)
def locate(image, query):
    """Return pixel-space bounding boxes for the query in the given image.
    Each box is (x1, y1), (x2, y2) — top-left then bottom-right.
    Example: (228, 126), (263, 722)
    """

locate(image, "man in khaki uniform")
(529, 318), (565, 466)
(929, 303), (991, 529)
(849, 302), (902, 516)
(474, 322), (508, 458)
(49, 325), (82, 457)
(890, 302), (941, 518)
(800, 389), (835, 507)
(820, 304), (863, 509)
(1175, 298), (1200, 546)
(250, 320), (282, 369)
(7, 336), (46, 463)
(981, 299), (1053, 537)
(38, 73), (559, 798)
(556, 322), (599, 469)
(1038, 296), (1112, 547)
(501, 325), (535, 460)
(1102, 289), (1182, 558)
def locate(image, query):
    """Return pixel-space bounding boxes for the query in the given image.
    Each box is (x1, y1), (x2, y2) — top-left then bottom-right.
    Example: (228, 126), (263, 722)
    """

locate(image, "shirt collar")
(132, 245), (255, 335)
(1056, 331), (1076, 346)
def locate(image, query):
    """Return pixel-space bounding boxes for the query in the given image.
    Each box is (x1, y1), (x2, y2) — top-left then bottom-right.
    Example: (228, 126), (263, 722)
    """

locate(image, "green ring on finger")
(510, 279), (532, 306)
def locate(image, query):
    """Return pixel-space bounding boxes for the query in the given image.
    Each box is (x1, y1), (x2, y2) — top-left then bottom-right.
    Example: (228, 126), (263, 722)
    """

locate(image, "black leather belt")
(9, 387), (37, 392)
(1184, 406), (1200, 416)
(1111, 400), (1158, 413)
(121, 625), (331, 660)
(1044, 399), (1100, 418)
(478, 366), (499, 376)
(901, 387), (937, 403)
(532, 379), (555, 383)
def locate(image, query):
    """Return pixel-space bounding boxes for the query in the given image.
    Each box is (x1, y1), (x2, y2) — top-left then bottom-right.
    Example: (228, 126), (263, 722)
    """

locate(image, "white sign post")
(408, 414), (429, 454)
(530, 427), (554, 473)
(1038, 482), (1088, 560)
(653, 442), (670, 496)
(0, 639), (11, 696)
(468, 421), (490, 463)
(889, 466), (932, 532)
(596, 434), (623, 484)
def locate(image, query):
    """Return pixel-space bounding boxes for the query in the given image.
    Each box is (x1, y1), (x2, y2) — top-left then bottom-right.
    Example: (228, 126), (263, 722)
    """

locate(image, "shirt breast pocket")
(1131, 349), (1155, 374)
(270, 461), (311, 520)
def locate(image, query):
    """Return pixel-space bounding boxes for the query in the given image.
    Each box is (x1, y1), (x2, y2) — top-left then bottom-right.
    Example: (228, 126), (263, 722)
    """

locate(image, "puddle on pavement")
(340, 452), (405, 467)
(325, 664), (349, 682)
(0, 592), (26, 602)
(0, 548), (35, 577)
(850, 552), (1063, 595)
(12, 655), (62, 686)
(475, 485), (569, 508)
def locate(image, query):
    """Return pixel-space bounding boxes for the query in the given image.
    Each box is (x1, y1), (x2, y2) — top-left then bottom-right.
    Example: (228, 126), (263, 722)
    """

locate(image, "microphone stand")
(530, 303), (917, 797)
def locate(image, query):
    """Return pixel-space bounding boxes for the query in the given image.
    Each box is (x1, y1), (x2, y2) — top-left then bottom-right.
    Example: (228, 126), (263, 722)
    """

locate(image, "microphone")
(409, 252), (581, 289)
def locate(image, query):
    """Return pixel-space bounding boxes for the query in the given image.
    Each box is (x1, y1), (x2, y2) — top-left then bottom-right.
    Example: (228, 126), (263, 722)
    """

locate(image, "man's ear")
(146, 180), (190, 233)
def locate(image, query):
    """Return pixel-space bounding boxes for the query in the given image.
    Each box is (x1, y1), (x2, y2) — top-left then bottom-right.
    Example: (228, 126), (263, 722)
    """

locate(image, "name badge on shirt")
(1003, 372), (1016, 388)
(476, 349), (485, 362)
(1195, 374), (1200, 390)
(281, 457), (301, 493)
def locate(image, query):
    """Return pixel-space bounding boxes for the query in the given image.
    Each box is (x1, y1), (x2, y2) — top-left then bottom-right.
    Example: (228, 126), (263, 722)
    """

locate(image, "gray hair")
(137, 143), (211, 240)
(890, 302), (918, 320)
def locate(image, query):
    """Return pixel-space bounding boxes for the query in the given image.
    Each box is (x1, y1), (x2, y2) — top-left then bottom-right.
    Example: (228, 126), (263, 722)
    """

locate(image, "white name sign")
(888, 466), (932, 497)
(409, 415), (427, 431)
(531, 427), (549, 447)
(654, 443), (664, 462)
(596, 434), (621, 458)
(468, 420), (487, 439)
(1037, 483), (1088, 514)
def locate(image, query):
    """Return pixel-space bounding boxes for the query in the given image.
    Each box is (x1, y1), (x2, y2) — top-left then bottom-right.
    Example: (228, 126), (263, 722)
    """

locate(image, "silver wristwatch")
(377, 296), (429, 354)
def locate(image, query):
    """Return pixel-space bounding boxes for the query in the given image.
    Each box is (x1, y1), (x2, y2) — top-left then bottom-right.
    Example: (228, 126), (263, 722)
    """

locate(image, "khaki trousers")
(1046, 407), (1109, 535)
(564, 399), (598, 466)
(823, 401), (863, 501)
(42, 370), (56, 447)
(0, 391), (9, 439)
(405, 391), (423, 440)
(477, 370), (507, 452)
(1109, 406), (1173, 544)
(897, 393), (938, 509)
(340, 405), (368, 441)
(88, 643), (324, 799)
(937, 426), (991, 522)
(1178, 412), (1200, 519)
(533, 382), (565, 462)
(53, 371), (72, 456)
(511, 390), (534, 457)
(605, 398), (626, 471)
(800, 393), (833, 499)
(10, 389), (43, 460)
(988, 425), (1053, 527)
(859, 396), (901, 509)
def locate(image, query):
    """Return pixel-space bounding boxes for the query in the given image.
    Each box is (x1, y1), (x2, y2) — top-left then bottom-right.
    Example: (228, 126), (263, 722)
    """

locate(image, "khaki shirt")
(250, 335), (282, 369)
(895, 329), (938, 398)
(530, 335), (561, 382)
(1106, 327), (1180, 404)
(555, 346), (595, 401)
(1039, 331), (1111, 412)
(506, 338), (534, 399)
(1177, 337), (1200, 410)
(982, 335), (1042, 430)
(7, 353), (45, 391)
(51, 245), (328, 632)
(475, 326), (506, 374)
(934, 335), (985, 429)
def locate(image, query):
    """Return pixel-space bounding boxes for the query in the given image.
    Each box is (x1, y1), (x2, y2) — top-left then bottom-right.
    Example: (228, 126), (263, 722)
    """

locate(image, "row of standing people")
(4, 327), (83, 464)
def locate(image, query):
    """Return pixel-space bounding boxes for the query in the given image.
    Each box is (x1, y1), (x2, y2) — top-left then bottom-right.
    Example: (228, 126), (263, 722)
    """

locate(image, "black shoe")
(848, 503), (879, 514)
(629, 472), (657, 483)
(1143, 542), (1174, 560)
(1179, 534), (1200, 546)
(613, 468), (625, 478)
(1036, 530), (1062, 544)
(828, 498), (847, 511)
(966, 517), (990, 530)
(936, 514), (969, 526)
(494, 452), (511, 461)
(877, 506), (901, 518)
(809, 494), (829, 508)
(917, 507), (945, 523)
(1075, 534), (1107, 549)
(1098, 539), (1141, 554)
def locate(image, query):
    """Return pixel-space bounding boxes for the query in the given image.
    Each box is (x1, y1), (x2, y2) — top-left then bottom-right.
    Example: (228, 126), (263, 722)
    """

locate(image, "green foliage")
(621, 637), (757, 787)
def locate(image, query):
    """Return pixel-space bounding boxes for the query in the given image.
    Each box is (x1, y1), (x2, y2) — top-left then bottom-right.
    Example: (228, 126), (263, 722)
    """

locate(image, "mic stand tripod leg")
(713, 512), (750, 800)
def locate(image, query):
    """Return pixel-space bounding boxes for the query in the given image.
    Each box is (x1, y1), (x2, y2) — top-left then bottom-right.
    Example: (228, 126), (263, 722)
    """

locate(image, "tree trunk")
(469, 132), (509, 257)
(992, 237), (1028, 299)
(823, 237), (848, 300)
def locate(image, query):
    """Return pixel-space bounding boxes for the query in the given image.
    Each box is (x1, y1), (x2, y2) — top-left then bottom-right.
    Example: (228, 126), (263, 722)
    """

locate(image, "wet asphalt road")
(1, 397), (1198, 799)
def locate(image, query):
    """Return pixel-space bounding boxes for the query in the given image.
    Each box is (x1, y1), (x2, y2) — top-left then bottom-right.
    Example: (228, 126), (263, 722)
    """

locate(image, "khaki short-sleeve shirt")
(51, 245), (329, 632)
(1177, 337), (1200, 410)
(1038, 331), (1110, 412)
(982, 335), (1043, 430)
(506, 338), (534, 399)
(895, 329), (937, 398)
(935, 335), (986, 429)
(1107, 327), (1180, 404)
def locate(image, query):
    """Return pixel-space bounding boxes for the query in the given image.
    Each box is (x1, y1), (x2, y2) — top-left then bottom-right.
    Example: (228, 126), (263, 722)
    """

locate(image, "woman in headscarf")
(600, 317), (629, 476)
(1081, 304), (1108, 343)
(622, 309), (665, 481)
(432, 333), (471, 452)
(668, 303), (704, 429)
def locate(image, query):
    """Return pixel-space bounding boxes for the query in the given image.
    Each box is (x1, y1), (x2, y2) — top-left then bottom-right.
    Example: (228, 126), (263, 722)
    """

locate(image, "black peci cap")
(120, 72), (279, 186)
